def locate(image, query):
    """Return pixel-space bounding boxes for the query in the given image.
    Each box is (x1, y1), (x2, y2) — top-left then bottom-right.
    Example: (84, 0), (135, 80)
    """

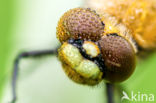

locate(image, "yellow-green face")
(57, 8), (136, 85)
(58, 42), (103, 85)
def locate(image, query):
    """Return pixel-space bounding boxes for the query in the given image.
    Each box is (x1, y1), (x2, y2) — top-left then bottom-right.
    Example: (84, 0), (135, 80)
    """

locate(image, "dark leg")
(106, 83), (114, 103)
(11, 48), (58, 103)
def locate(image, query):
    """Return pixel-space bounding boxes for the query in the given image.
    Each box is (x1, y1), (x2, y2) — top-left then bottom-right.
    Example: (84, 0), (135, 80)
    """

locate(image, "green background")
(0, 0), (156, 103)
(0, 0), (15, 101)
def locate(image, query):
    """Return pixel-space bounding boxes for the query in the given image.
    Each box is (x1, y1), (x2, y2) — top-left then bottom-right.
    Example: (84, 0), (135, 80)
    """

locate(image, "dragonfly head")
(57, 8), (136, 85)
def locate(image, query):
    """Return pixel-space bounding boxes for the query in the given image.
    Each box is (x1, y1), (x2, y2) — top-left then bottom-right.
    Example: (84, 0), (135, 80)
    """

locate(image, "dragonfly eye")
(98, 33), (136, 83)
(57, 8), (104, 42)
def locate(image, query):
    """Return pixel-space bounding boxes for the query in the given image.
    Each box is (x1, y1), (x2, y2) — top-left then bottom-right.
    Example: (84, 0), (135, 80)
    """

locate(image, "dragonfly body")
(85, 0), (156, 50)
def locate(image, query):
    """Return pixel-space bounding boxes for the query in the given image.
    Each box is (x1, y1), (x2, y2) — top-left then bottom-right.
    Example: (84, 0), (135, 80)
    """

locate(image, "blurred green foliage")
(0, 0), (15, 102)
(121, 53), (156, 103)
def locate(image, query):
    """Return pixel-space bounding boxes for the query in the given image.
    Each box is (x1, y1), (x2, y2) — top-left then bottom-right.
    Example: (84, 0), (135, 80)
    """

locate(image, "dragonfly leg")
(11, 48), (58, 103)
(106, 83), (114, 103)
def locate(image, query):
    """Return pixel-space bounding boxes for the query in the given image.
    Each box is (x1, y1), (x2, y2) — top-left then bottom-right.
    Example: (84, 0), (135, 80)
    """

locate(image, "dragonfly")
(10, 0), (156, 103)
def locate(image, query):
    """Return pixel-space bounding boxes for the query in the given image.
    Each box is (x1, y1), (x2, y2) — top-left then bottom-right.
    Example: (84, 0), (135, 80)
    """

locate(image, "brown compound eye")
(98, 33), (136, 83)
(57, 8), (105, 42)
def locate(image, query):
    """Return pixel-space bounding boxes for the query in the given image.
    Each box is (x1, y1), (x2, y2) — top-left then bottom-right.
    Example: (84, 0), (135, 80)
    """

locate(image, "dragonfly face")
(57, 8), (136, 85)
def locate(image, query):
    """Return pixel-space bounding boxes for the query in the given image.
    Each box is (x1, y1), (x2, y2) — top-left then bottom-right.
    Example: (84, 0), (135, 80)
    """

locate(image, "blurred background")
(0, 0), (156, 103)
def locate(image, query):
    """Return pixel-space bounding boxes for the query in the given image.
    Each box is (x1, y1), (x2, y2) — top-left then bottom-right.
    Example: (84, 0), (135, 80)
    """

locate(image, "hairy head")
(57, 8), (136, 85)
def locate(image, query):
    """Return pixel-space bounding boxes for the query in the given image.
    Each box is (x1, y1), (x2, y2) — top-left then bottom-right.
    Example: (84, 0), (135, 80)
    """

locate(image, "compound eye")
(98, 34), (136, 83)
(57, 8), (105, 42)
